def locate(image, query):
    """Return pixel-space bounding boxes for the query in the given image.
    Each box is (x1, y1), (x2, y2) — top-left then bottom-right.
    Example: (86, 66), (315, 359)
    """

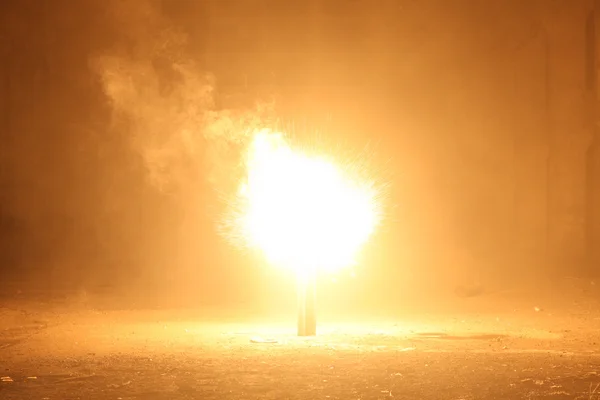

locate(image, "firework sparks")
(226, 129), (383, 277)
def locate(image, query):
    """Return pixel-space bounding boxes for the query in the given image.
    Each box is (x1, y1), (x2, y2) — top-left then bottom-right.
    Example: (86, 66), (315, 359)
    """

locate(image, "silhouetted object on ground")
(297, 273), (317, 336)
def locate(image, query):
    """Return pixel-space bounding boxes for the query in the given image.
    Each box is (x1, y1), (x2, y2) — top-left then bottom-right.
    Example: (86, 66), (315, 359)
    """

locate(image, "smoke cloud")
(85, 0), (280, 298)
(90, 0), (275, 196)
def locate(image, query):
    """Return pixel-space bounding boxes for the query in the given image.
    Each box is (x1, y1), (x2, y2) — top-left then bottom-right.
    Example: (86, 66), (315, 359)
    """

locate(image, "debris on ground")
(250, 336), (278, 344)
(108, 380), (132, 388)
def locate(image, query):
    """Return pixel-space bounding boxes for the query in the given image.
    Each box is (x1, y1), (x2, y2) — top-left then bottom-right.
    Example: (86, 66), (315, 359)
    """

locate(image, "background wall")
(0, 0), (596, 304)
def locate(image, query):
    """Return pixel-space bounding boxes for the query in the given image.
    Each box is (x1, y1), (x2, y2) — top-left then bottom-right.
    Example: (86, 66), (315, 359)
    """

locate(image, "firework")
(222, 128), (385, 335)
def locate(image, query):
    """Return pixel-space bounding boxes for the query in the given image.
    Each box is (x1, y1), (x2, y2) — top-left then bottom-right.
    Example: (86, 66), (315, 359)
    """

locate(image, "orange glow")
(233, 129), (381, 275)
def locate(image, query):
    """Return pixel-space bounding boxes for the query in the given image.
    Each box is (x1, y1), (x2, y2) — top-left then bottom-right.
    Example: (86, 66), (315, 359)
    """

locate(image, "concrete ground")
(1, 276), (600, 400)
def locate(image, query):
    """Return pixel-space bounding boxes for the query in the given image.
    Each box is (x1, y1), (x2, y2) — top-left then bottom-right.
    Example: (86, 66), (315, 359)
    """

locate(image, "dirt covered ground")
(1, 276), (600, 400)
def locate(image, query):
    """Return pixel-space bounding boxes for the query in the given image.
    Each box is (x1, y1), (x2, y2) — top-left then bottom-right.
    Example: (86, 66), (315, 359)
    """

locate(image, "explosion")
(226, 129), (383, 276)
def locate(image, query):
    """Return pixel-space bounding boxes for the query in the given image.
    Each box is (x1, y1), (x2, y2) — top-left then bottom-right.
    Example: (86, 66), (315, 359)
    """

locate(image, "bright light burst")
(226, 128), (383, 275)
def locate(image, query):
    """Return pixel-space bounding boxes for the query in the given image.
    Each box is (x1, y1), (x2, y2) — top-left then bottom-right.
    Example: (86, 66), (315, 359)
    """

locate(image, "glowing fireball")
(230, 129), (382, 275)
